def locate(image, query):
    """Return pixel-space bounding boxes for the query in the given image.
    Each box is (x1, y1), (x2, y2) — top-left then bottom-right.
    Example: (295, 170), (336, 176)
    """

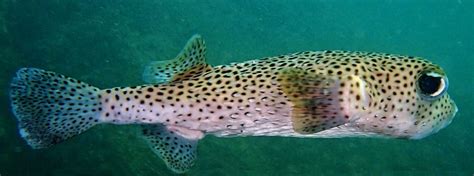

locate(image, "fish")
(10, 34), (458, 173)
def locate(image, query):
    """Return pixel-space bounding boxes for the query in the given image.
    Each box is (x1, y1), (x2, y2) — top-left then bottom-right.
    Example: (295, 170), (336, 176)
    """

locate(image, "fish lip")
(410, 99), (458, 140)
(453, 101), (459, 115)
(446, 100), (458, 126)
(445, 99), (458, 126)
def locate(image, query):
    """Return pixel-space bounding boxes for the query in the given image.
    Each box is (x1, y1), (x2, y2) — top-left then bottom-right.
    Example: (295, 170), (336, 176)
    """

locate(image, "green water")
(1, 0), (473, 175)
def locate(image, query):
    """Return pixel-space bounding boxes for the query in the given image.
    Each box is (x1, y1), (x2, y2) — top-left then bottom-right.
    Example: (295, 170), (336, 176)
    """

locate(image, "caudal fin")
(10, 68), (102, 149)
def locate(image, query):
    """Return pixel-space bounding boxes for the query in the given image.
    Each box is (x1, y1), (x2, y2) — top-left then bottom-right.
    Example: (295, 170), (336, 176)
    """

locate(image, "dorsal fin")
(143, 34), (212, 84)
(278, 68), (349, 134)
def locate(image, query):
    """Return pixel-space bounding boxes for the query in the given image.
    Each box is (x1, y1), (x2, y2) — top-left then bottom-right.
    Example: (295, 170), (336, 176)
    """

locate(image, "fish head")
(339, 55), (457, 139)
(407, 68), (457, 139)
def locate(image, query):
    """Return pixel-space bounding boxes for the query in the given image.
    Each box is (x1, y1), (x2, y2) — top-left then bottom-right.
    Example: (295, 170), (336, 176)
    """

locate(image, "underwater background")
(0, 0), (473, 175)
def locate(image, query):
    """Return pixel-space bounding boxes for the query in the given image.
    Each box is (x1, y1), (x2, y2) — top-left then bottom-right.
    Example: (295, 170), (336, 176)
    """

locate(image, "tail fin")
(10, 68), (102, 149)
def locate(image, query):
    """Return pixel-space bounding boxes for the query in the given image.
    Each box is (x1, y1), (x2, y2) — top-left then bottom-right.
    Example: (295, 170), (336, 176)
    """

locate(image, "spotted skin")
(10, 36), (457, 173)
(98, 50), (456, 139)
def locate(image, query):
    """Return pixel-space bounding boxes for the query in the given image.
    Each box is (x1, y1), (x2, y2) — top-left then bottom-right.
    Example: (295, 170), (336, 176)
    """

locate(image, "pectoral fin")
(278, 68), (348, 134)
(143, 34), (212, 84)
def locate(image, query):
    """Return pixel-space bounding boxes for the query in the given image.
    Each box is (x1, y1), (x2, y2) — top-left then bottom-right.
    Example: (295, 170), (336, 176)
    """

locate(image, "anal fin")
(141, 124), (200, 174)
(278, 68), (349, 134)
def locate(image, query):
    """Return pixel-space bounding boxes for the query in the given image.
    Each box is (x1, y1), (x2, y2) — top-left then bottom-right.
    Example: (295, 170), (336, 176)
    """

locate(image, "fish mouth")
(441, 99), (458, 130)
(409, 100), (457, 140)
(445, 100), (458, 128)
(453, 101), (459, 115)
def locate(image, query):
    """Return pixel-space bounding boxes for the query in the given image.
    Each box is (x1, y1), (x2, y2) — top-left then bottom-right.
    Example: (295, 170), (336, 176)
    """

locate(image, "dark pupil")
(419, 74), (441, 95)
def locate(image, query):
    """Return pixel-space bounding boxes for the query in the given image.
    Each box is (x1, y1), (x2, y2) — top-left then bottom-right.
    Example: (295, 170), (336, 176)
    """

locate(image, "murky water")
(1, 1), (472, 175)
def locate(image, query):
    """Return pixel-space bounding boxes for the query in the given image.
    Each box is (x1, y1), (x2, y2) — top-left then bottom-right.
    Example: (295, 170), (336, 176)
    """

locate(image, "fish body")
(102, 50), (455, 139)
(10, 35), (457, 173)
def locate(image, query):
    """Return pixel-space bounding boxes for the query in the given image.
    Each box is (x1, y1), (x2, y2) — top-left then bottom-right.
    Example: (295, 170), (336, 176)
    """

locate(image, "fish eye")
(416, 71), (448, 100)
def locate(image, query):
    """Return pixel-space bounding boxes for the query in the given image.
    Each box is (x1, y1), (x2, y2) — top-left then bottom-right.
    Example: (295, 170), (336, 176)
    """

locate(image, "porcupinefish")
(10, 34), (457, 173)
